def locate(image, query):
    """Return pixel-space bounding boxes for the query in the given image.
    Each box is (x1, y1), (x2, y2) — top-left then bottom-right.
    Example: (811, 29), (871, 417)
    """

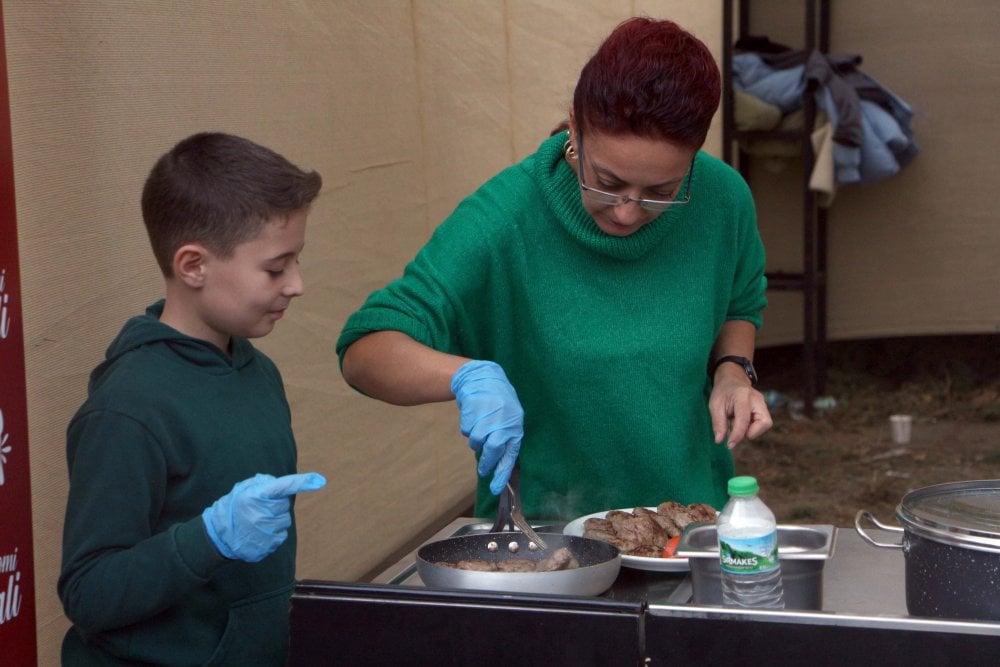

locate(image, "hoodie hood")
(90, 300), (256, 393)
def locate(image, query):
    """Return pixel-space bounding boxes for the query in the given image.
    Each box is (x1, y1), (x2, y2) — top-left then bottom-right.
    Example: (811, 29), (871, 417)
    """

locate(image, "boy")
(59, 132), (325, 665)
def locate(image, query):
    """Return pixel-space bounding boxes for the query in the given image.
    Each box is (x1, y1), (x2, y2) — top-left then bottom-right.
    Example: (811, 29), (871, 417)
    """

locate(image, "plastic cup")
(889, 414), (913, 444)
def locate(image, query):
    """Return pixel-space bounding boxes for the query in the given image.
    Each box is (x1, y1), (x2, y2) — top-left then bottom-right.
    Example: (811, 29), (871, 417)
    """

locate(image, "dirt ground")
(734, 335), (1000, 527)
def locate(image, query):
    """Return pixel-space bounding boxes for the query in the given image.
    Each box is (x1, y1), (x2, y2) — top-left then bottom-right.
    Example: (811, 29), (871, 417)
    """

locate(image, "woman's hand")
(708, 320), (771, 448)
(451, 360), (523, 494)
(708, 368), (773, 449)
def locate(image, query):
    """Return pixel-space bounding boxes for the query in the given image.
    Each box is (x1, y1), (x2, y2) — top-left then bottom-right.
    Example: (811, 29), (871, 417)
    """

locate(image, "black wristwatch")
(709, 355), (758, 387)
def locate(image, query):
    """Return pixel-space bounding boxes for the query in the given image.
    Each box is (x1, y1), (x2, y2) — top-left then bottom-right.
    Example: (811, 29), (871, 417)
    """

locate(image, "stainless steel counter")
(814, 524), (907, 615)
(296, 520), (1000, 665)
(646, 525), (1000, 648)
(372, 517), (997, 625)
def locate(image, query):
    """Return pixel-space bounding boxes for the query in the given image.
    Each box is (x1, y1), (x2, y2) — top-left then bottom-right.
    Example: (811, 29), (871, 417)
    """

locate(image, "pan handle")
(854, 510), (903, 549)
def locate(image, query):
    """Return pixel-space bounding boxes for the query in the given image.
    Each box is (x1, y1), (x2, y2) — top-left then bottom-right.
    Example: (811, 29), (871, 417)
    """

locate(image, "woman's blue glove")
(202, 472), (327, 562)
(451, 360), (523, 495)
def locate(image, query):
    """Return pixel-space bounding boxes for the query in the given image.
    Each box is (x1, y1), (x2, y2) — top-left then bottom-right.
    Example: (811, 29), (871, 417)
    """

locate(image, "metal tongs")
(490, 467), (548, 550)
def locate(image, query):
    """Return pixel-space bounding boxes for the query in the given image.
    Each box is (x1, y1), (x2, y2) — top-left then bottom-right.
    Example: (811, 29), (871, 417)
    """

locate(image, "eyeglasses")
(575, 133), (694, 212)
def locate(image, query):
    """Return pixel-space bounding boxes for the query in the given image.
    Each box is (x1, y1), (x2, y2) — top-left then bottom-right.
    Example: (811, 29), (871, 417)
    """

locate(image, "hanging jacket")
(733, 49), (918, 186)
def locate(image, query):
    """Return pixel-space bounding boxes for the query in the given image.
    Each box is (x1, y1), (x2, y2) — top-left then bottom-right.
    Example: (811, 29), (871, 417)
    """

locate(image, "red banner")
(0, 0), (39, 663)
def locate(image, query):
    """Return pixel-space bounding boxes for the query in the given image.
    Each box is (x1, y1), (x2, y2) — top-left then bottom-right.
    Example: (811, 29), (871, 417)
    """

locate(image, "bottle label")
(718, 532), (780, 574)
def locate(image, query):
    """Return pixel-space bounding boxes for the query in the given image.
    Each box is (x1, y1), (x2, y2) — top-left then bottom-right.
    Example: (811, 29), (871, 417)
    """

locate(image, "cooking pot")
(416, 531), (621, 596)
(855, 479), (1000, 621)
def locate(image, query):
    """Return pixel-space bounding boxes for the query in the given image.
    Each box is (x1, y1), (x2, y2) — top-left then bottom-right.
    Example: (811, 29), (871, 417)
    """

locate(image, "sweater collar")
(534, 131), (688, 261)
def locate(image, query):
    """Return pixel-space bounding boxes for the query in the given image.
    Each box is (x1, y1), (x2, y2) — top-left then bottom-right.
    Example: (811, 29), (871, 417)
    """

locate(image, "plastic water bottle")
(717, 476), (785, 609)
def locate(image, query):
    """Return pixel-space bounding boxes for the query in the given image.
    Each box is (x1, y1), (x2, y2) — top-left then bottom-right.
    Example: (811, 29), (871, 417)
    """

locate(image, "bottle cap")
(728, 475), (759, 496)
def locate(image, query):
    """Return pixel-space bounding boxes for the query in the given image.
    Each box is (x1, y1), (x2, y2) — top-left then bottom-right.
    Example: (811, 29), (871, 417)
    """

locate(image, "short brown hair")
(141, 132), (322, 276)
(573, 17), (721, 149)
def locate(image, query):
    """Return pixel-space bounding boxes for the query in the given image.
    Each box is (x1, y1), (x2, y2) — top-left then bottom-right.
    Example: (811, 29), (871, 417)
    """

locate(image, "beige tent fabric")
(4, 3), (721, 662)
(4, 1), (998, 662)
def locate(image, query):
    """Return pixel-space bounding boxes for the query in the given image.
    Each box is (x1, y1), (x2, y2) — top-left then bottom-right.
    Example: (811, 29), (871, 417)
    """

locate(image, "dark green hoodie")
(59, 301), (299, 666)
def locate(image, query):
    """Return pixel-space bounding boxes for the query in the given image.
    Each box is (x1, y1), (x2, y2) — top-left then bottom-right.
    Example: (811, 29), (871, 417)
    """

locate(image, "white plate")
(563, 507), (691, 572)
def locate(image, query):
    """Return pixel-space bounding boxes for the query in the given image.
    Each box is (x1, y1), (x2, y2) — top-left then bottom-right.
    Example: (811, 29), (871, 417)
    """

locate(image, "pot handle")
(854, 510), (903, 550)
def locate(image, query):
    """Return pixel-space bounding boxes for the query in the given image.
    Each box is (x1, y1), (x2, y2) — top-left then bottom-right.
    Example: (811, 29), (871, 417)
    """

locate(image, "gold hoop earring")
(563, 138), (577, 162)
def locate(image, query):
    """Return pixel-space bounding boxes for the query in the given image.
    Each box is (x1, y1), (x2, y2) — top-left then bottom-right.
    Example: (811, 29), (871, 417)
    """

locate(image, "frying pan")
(416, 530), (621, 596)
(417, 467), (621, 595)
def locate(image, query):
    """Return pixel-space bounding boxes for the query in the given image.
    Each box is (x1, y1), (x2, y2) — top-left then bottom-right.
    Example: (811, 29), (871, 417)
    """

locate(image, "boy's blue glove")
(451, 360), (523, 495)
(202, 472), (327, 562)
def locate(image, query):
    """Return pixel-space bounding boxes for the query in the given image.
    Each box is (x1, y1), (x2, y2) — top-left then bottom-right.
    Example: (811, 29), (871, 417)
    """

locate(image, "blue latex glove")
(450, 360), (523, 495)
(202, 472), (326, 562)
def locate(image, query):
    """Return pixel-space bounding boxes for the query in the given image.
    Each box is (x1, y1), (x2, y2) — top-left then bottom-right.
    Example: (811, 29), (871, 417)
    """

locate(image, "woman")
(337, 17), (772, 521)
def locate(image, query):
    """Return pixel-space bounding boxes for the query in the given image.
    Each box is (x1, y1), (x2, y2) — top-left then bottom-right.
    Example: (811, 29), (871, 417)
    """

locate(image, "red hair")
(572, 17), (721, 149)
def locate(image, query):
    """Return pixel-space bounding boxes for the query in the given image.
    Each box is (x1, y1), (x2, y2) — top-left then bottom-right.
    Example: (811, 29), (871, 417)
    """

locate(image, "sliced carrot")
(661, 535), (681, 558)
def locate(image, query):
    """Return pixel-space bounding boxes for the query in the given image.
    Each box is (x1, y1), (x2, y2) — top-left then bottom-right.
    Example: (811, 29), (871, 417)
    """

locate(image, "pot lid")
(898, 479), (1000, 552)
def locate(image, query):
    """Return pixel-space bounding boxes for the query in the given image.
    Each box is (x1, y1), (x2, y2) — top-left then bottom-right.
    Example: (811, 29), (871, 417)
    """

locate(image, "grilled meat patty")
(438, 546), (581, 572)
(582, 502), (717, 557)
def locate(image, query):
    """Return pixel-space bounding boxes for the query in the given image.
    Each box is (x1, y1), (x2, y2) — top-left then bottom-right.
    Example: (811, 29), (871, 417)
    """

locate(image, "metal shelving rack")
(722, 0), (830, 415)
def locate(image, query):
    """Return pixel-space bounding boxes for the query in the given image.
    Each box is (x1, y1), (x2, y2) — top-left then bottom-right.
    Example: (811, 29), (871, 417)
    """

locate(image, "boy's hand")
(202, 472), (326, 562)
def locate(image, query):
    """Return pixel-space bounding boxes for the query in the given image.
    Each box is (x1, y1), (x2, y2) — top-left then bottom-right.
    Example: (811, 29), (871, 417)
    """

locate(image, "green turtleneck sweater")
(337, 131), (766, 520)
